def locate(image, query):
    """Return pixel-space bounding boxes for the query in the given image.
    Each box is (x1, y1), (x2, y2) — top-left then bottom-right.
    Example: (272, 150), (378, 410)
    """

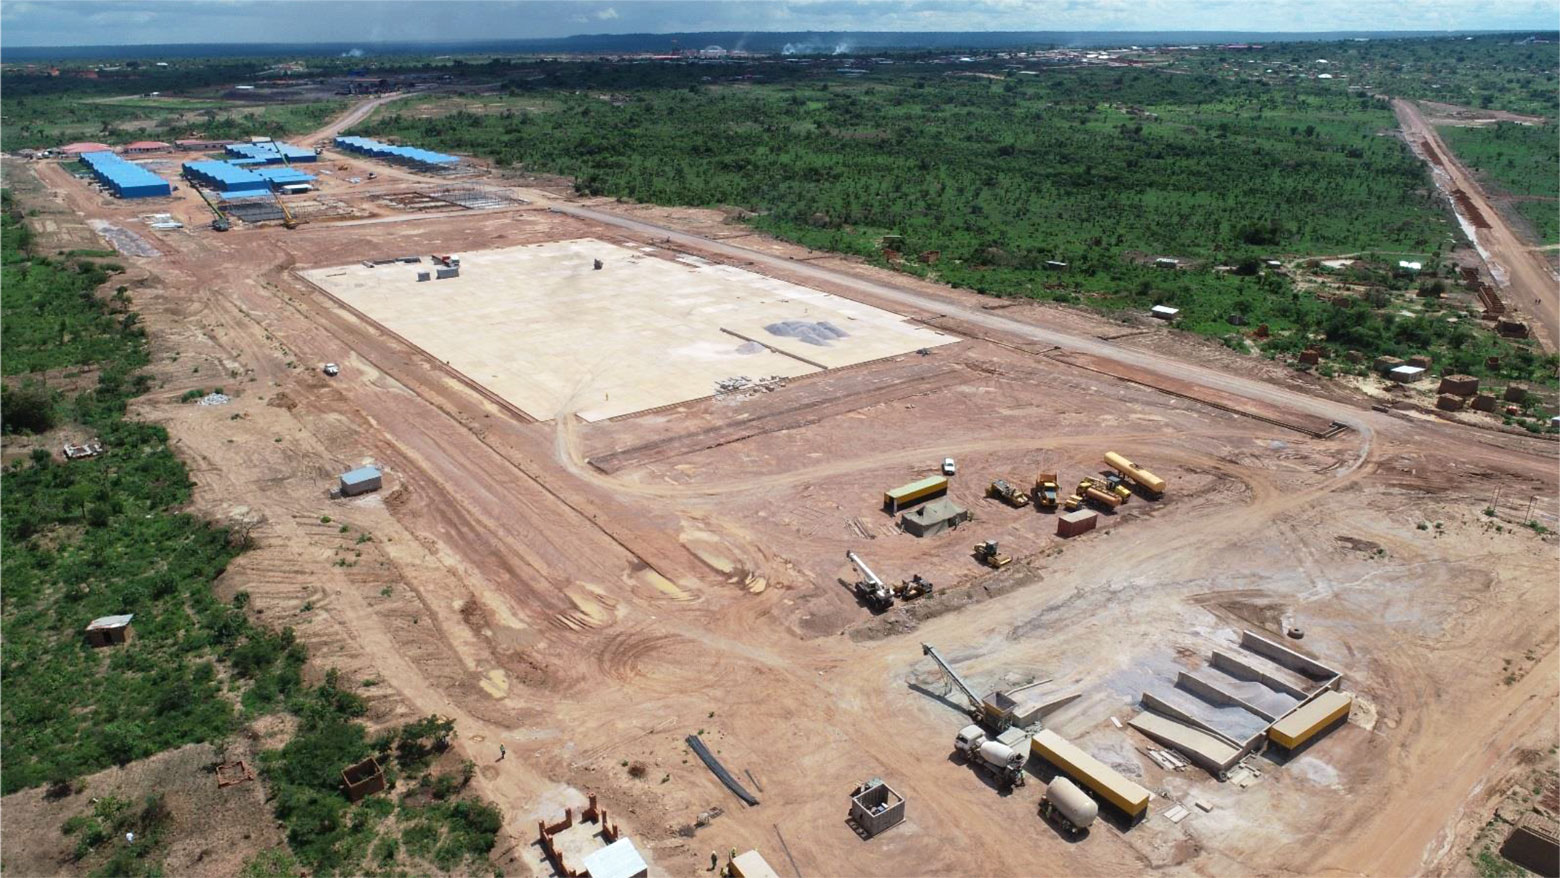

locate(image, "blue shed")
(79, 152), (171, 199)
(339, 466), (382, 497)
(182, 160), (269, 194)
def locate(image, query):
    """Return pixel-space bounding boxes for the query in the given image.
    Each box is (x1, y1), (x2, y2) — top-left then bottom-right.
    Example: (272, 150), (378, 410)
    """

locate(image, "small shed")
(580, 838), (648, 878)
(342, 757), (385, 801)
(1396, 260), (1422, 273)
(1154, 258), (1180, 269)
(1057, 509), (1098, 537)
(730, 850), (783, 878)
(1150, 305), (1179, 321)
(339, 465), (383, 496)
(849, 778), (906, 838)
(85, 614), (134, 647)
(1388, 365), (1425, 383)
(900, 498), (970, 537)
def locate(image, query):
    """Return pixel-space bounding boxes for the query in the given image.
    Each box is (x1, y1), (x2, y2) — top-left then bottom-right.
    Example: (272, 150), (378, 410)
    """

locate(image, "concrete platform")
(301, 239), (955, 421)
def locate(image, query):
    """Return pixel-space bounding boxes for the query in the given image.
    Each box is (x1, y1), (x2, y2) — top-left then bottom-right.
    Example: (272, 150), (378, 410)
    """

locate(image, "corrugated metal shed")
(225, 141), (317, 163)
(254, 166), (316, 186)
(80, 152), (171, 198)
(334, 135), (459, 167)
(183, 160), (269, 193)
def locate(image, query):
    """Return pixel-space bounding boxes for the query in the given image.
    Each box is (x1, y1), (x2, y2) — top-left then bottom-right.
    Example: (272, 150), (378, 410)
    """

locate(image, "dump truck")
(988, 479), (1031, 508)
(1035, 473), (1059, 510)
(973, 540), (1012, 569)
(1105, 452), (1165, 498)
(894, 575), (934, 601)
(1040, 777), (1098, 835)
(955, 724), (1027, 789)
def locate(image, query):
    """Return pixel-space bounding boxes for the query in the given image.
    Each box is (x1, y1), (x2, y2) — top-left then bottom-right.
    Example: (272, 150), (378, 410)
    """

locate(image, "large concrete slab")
(301, 239), (955, 421)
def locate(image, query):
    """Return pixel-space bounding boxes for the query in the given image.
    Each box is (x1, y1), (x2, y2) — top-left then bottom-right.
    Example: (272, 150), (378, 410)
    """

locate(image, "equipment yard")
(3, 95), (1556, 878)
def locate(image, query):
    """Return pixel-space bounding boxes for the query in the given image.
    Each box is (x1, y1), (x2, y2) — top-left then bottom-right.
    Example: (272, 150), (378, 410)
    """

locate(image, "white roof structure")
(87, 614), (134, 630)
(581, 839), (647, 878)
(1398, 260), (1423, 271)
(1389, 365), (1426, 380)
(1151, 305), (1180, 317)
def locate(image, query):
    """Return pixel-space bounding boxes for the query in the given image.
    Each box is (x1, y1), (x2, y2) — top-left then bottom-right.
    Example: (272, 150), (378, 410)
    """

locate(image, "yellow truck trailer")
(1031, 729), (1150, 822)
(1105, 451), (1166, 498)
(884, 475), (949, 513)
(1267, 690), (1352, 750)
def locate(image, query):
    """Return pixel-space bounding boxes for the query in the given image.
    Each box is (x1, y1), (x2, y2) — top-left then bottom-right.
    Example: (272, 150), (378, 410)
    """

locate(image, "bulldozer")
(894, 575), (935, 601)
(973, 540), (1012, 569)
(988, 479), (1031, 508)
(1063, 494), (1084, 512)
(1034, 472), (1059, 510)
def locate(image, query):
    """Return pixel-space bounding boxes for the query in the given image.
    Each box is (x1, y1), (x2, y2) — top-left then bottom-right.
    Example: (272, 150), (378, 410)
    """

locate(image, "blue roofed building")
(254, 166), (317, 187)
(333, 135), (459, 169)
(225, 141), (318, 164)
(338, 465), (382, 497)
(79, 152), (172, 198)
(182, 160), (270, 195)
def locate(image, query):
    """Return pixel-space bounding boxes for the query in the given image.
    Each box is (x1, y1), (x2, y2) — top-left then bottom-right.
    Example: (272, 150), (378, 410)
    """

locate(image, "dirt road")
(303, 92), (412, 144)
(1393, 97), (1560, 352)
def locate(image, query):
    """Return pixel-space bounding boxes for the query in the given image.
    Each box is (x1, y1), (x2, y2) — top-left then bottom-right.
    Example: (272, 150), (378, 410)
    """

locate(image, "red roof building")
(58, 141), (115, 154)
(123, 140), (172, 153)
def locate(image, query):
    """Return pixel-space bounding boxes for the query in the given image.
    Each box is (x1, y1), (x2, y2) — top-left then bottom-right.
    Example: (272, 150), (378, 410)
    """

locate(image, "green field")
(1438, 121), (1560, 245)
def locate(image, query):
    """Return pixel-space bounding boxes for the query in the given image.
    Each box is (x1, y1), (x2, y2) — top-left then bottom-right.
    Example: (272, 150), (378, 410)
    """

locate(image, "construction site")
(4, 95), (1557, 878)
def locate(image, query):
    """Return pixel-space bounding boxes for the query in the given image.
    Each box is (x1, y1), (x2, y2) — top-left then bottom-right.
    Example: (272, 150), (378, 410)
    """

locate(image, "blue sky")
(2, 0), (1554, 47)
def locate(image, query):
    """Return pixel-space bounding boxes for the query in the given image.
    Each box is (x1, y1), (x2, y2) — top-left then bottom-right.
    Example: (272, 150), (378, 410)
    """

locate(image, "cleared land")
(3, 87), (1556, 878)
(302, 239), (954, 421)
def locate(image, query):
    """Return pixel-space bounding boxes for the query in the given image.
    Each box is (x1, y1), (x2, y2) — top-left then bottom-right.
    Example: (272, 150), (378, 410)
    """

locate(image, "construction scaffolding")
(427, 185), (527, 210)
(223, 199), (286, 224)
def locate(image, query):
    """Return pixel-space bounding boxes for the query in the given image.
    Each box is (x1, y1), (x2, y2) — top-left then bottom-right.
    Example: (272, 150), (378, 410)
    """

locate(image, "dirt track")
(1394, 97), (1560, 352)
(4, 95), (1557, 877)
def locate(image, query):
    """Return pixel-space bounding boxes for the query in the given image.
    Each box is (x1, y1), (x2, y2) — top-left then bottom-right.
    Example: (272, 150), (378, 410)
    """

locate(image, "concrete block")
(1436, 394), (1464, 411)
(1505, 384), (1529, 403)
(1471, 394), (1497, 412)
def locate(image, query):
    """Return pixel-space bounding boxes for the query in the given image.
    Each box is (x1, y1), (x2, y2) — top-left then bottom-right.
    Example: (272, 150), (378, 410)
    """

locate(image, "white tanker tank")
(1040, 777), (1098, 834)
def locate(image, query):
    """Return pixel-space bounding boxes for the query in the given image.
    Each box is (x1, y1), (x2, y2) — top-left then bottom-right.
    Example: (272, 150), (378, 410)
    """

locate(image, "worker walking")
(497, 744), (506, 762)
(709, 851), (719, 871)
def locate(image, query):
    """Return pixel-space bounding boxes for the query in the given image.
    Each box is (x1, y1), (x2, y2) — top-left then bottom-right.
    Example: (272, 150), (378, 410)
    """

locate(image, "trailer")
(1030, 729), (1150, 823)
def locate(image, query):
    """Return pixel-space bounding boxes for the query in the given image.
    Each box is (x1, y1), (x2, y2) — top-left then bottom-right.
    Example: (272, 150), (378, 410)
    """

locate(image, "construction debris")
(715, 375), (787, 396)
(197, 392), (231, 406)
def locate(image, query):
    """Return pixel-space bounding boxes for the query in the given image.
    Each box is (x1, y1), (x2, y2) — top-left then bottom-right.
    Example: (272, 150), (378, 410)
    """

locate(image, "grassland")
(1438, 121), (1560, 245)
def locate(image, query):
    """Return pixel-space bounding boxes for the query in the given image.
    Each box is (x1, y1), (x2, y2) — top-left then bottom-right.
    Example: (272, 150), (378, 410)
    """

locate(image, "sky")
(1, 0), (1554, 47)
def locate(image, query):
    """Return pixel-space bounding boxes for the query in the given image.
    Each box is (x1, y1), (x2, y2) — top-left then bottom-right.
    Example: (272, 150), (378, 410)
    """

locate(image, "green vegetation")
(362, 65), (1555, 385)
(0, 92), (343, 151)
(1, 188), (499, 873)
(1438, 121), (1560, 244)
(1169, 34), (1560, 119)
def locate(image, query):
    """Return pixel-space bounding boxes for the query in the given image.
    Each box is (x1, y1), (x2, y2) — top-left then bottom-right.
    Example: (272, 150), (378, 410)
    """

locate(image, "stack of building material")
(1057, 509), (1098, 537)
(1436, 394), (1465, 411)
(1437, 374), (1479, 397)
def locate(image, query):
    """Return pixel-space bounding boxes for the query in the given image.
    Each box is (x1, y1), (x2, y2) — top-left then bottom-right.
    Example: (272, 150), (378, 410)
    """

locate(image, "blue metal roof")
(340, 465), (381, 485)
(80, 151), (171, 196)
(253, 166), (316, 185)
(183, 160), (268, 189)
(334, 135), (459, 166)
(226, 141), (317, 162)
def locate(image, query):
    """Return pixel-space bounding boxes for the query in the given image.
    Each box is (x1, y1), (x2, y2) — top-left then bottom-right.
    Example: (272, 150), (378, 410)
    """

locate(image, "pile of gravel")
(764, 320), (849, 347)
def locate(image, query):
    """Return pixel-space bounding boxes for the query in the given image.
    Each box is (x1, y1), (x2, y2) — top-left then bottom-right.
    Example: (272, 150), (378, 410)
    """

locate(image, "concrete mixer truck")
(954, 724), (1028, 790)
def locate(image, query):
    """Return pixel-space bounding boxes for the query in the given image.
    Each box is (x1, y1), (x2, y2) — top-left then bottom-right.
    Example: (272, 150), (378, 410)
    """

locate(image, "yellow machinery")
(1034, 472), (1059, 510)
(894, 575), (935, 601)
(1063, 494), (1083, 512)
(271, 190), (300, 230)
(988, 479), (1031, 508)
(973, 540), (1012, 569)
(1105, 451), (1166, 498)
